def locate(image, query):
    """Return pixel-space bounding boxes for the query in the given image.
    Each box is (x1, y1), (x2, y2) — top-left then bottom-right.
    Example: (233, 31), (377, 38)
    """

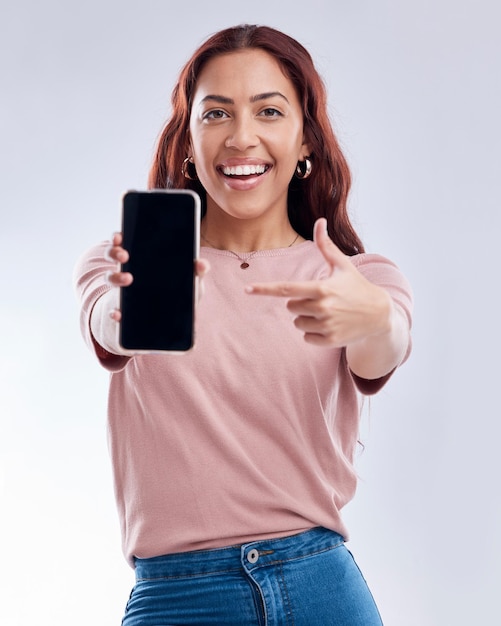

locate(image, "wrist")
(90, 289), (127, 356)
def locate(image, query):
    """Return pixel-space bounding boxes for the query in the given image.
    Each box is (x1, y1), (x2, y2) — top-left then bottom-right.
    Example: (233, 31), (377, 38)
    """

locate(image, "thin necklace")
(200, 231), (300, 269)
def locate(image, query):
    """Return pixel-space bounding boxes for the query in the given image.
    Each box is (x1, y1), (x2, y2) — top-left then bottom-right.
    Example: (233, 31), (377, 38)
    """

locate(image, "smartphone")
(119, 189), (200, 353)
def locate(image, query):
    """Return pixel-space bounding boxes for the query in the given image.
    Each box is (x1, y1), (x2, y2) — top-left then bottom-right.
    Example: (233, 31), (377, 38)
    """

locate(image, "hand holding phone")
(118, 189), (201, 353)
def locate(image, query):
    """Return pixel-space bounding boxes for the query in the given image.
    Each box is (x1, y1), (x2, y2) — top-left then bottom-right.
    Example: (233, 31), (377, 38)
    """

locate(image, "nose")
(225, 115), (260, 151)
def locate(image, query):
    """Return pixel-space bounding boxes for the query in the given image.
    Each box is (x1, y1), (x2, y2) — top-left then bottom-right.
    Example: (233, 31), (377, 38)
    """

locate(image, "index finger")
(245, 281), (323, 298)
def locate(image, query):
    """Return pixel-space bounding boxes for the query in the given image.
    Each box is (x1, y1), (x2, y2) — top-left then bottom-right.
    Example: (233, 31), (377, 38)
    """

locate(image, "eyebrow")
(200, 91), (290, 105)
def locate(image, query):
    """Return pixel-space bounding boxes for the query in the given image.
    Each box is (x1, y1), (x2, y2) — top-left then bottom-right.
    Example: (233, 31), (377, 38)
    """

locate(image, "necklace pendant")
(240, 261), (250, 269)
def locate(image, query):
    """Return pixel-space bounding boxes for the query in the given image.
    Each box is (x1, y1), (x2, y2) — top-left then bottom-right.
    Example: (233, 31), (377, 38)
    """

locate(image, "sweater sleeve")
(349, 253), (413, 395)
(73, 242), (131, 372)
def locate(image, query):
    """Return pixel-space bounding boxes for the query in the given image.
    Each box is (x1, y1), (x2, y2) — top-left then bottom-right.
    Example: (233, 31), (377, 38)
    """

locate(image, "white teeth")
(222, 164), (267, 176)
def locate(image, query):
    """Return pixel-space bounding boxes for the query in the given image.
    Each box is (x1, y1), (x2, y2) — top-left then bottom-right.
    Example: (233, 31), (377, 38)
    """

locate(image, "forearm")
(346, 301), (410, 380)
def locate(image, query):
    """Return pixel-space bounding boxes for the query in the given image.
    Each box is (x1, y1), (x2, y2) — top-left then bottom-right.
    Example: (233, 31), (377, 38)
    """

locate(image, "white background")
(1, 1), (500, 624)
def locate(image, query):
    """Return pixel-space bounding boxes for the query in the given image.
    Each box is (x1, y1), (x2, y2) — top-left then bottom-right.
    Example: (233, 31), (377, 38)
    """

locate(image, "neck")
(201, 210), (301, 253)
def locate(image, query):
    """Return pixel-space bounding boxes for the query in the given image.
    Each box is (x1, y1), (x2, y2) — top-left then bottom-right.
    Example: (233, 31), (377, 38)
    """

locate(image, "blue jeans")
(121, 527), (383, 625)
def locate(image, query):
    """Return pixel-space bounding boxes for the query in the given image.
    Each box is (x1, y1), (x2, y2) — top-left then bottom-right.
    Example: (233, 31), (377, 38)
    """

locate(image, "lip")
(216, 157), (272, 191)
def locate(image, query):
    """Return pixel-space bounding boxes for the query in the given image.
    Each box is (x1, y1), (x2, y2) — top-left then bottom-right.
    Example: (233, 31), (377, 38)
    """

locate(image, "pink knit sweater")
(74, 240), (413, 566)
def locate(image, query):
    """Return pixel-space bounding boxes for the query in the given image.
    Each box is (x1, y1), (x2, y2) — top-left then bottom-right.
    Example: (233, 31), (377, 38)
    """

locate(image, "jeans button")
(247, 548), (259, 564)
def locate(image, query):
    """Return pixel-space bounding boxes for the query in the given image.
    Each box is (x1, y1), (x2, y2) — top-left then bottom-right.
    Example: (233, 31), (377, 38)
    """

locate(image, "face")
(189, 49), (310, 222)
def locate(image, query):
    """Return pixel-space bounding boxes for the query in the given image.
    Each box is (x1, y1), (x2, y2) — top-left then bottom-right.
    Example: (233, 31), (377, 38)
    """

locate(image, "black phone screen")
(119, 190), (200, 352)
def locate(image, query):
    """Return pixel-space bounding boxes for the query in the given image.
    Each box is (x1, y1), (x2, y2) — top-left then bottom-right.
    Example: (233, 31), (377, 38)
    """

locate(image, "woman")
(75, 24), (413, 625)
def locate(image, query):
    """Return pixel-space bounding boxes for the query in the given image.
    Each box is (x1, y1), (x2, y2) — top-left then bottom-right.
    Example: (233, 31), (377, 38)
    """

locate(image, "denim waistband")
(133, 527), (345, 580)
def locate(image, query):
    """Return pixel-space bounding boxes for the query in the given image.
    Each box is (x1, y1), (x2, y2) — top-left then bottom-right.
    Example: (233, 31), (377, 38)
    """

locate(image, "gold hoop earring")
(295, 157), (312, 180)
(181, 157), (197, 180)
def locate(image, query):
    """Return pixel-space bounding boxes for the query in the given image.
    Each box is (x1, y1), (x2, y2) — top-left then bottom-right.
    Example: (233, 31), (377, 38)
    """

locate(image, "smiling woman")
(188, 49), (308, 236)
(74, 23), (413, 625)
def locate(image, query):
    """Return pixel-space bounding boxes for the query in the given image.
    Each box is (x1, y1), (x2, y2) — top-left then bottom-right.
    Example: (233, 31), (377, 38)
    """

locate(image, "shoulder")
(351, 252), (414, 324)
(351, 252), (401, 271)
(351, 253), (412, 290)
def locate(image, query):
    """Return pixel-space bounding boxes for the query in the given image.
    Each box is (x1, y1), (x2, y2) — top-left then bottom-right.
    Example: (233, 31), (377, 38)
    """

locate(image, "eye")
(259, 107), (283, 118)
(203, 109), (229, 120)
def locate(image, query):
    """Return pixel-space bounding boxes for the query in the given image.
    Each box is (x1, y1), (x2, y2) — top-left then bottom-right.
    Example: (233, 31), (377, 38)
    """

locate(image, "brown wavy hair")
(148, 24), (364, 255)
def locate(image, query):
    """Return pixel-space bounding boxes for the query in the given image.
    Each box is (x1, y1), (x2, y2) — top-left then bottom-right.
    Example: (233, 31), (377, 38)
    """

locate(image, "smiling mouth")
(220, 164), (270, 177)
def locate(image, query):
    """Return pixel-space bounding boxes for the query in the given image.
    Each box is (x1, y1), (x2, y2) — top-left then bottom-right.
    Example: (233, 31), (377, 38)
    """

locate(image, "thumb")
(313, 218), (350, 271)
